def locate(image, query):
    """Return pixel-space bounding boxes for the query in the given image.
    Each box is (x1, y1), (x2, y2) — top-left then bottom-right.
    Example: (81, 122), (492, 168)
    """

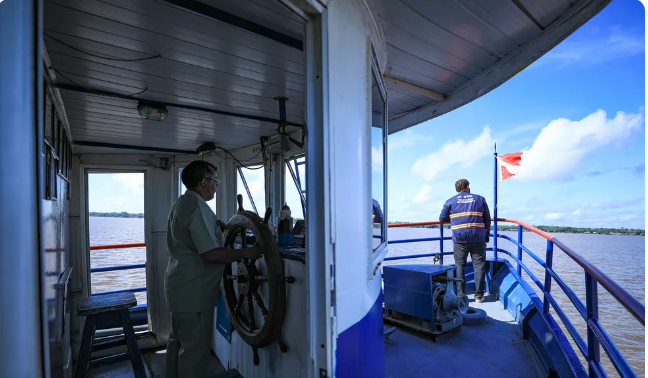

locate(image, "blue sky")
(388, 0), (645, 229)
(88, 0), (645, 229)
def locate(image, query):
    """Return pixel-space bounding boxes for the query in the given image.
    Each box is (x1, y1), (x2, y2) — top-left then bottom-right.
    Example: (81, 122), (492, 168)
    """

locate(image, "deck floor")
(384, 294), (544, 378)
(88, 294), (542, 378)
(87, 347), (233, 378)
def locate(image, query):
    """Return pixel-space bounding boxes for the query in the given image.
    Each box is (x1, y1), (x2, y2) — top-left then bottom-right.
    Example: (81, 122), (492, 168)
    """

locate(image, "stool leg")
(119, 309), (147, 378)
(75, 314), (97, 378)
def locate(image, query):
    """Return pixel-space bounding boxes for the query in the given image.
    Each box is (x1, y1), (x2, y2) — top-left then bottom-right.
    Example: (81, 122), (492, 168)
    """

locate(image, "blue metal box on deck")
(383, 264), (467, 334)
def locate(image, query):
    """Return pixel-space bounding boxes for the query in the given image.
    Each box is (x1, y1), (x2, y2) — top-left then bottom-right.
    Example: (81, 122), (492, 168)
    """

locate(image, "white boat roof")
(43, 0), (611, 154)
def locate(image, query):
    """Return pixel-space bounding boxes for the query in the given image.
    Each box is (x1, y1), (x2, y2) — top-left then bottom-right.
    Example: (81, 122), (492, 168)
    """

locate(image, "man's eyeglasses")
(203, 177), (220, 186)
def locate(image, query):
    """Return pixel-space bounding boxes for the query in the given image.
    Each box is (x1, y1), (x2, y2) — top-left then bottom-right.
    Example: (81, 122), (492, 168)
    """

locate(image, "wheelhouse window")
(285, 156), (306, 221)
(236, 165), (265, 214)
(371, 59), (387, 253)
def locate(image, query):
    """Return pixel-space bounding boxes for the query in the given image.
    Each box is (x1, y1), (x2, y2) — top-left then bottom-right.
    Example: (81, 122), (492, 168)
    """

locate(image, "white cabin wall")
(43, 58), (76, 378)
(326, 0), (381, 335)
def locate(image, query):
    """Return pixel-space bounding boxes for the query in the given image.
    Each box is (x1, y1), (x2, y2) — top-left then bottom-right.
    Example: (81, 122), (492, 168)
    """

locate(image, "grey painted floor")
(384, 294), (545, 378)
(87, 347), (231, 378)
(86, 294), (542, 378)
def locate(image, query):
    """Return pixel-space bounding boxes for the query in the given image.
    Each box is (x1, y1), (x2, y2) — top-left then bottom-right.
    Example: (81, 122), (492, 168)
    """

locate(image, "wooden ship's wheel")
(221, 195), (293, 365)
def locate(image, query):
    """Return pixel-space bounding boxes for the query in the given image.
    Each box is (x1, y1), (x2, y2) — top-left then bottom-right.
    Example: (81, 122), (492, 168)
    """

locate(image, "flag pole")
(493, 143), (498, 262)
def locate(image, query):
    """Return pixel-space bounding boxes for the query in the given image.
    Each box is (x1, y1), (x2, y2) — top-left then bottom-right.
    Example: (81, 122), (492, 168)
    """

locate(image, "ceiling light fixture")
(137, 101), (168, 121)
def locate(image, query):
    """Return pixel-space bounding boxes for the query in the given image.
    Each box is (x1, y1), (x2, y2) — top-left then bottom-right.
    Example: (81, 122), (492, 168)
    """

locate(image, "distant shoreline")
(89, 213), (643, 235)
(90, 212), (143, 219)
(389, 222), (645, 236)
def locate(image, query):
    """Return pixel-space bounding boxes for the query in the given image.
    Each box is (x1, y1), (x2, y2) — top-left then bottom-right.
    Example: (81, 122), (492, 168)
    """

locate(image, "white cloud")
(525, 215), (534, 221)
(388, 129), (433, 152)
(540, 29), (644, 66)
(514, 110), (643, 181)
(500, 120), (548, 138)
(571, 209), (582, 216)
(411, 126), (496, 181)
(372, 146), (383, 172)
(545, 213), (563, 220)
(112, 173), (144, 195)
(413, 185), (433, 204)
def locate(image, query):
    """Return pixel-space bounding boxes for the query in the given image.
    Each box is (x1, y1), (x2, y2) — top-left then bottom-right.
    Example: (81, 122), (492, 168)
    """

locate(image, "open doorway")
(86, 171), (148, 327)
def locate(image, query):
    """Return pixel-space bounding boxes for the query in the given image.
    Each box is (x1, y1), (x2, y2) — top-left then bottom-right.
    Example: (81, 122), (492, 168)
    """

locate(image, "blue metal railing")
(90, 243), (147, 297)
(385, 219), (644, 378)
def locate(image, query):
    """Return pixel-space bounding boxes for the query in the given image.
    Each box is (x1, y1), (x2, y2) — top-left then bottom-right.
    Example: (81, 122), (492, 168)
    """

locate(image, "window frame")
(369, 49), (388, 276)
(236, 163), (266, 216)
(285, 155), (306, 220)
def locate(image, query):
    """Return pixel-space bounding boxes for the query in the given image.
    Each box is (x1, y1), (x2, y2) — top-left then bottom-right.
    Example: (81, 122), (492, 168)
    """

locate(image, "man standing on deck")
(439, 179), (491, 303)
(165, 160), (260, 378)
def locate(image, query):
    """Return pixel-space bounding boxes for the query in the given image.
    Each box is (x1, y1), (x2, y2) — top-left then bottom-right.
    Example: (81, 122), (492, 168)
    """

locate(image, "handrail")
(386, 217), (644, 378)
(495, 218), (644, 325)
(387, 219), (644, 324)
(89, 243), (147, 297)
(550, 237), (644, 326)
(90, 242), (146, 251)
(91, 263), (146, 273)
(388, 221), (447, 228)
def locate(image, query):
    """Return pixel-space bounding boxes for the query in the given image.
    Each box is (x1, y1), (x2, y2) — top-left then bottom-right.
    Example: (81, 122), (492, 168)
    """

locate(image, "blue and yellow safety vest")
(439, 192), (491, 243)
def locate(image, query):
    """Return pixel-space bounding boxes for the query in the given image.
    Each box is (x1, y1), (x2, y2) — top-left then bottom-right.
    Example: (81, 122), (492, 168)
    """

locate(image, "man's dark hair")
(182, 160), (217, 190)
(455, 179), (469, 192)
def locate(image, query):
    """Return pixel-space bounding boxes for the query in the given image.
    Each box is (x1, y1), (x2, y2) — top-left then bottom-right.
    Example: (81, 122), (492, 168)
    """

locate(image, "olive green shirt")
(164, 190), (224, 313)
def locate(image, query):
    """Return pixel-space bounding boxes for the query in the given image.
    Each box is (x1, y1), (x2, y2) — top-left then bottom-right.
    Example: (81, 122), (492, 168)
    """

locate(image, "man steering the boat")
(165, 160), (261, 378)
(439, 179), (491, 303)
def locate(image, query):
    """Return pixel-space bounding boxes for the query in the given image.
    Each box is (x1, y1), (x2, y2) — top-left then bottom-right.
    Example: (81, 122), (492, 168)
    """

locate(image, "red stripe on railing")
(494, 218), (555, 241)
(90, 243), (146, 251)
(388, 221), (447, 228)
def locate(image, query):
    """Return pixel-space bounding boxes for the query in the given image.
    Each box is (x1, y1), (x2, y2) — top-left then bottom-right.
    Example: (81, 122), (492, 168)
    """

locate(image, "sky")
(88, 0), (645, 229)
(388, 0), (646, 229)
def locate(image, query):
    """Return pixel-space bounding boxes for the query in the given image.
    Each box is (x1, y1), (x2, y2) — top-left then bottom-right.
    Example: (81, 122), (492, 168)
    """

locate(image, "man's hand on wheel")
(216, 219), (226, 232)
(485, 234), (490, 243)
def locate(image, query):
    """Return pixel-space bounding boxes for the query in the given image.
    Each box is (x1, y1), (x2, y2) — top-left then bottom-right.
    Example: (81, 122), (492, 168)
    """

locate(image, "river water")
(89, 217), (644, 377)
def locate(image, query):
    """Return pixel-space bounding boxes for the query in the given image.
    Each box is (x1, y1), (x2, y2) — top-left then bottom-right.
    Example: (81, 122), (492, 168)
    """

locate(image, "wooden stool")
(75, 292), (146, 378)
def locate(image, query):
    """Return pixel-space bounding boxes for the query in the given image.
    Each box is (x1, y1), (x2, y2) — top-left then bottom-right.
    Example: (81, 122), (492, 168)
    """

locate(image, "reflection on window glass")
(178, 168), (217, 214)
(285, 157), (305, 221)
(371, 71), (386, 250)
(236, 166), (265, 214)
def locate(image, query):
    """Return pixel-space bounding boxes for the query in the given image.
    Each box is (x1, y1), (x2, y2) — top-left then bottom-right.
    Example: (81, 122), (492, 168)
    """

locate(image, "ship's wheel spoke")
(247, 293), (256, 331)
(234, 293), (245, 316)
(240, 227), (247, 248)
(254, 275), (268, 282)
(252, 290), (268, 318)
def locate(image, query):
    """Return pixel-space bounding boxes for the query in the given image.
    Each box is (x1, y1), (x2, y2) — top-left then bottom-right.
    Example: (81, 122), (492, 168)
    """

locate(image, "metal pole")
(287, 160), (306, 217)
(439, 225), (444, 265)
(517, 225), (523, 276)
(237, 167), (258, 214)
(543, 240), (554, 314)
(585, 273), (601, 377)
(493, 146), (498, 261)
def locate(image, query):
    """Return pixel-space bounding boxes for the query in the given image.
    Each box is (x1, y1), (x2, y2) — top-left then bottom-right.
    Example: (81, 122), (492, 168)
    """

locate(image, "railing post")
(493, 148), (498, 261)
(439, 225), (444, 265)
(542, 240), (553, 314)
(585, 272), (600, 377)
(517, 225), (523, 276)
